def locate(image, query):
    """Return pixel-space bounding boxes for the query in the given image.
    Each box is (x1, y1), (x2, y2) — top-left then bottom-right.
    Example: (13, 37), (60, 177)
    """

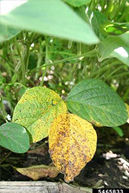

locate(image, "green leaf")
(12, 87), (67, 143)
(0, 0), (99, 44)
(99, 32), (129, 66)
(112, 127), (124, 137)
(0, 23), (20, 42)
(64, 0), (91, 7)
(66, 79), (128, 127)
(0, 122), (30, 153)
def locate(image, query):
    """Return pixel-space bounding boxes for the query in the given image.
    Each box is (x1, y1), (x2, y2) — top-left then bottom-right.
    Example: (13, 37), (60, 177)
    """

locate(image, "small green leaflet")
(104, 23), (128, 35)
(66, 79), (128, 127)
(112, 127), (124, 137)
(0, 122), (30, 153)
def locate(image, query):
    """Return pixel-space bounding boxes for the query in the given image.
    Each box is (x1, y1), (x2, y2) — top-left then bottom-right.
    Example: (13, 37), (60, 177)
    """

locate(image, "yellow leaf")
(49, 113), (97, 182)
(12, 87), (67, 142)
(15, 165), (59, 180)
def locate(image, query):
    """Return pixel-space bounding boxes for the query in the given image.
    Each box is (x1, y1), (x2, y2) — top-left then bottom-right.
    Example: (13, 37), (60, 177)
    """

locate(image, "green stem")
(91, 60), (119, 78)
(40, 39), (49, 86)
(0, 152), (12, 165)
(21, 43), (30, 84)
(123, 89), (129, 101)
(35, 40), (45, 80)
(110, 71), (129, 79)
(32, 49), (97, 73)
(105, 65), (125, 80)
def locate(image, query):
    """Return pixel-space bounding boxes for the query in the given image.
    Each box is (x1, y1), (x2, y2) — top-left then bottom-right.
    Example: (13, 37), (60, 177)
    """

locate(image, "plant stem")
(35, 40), (45, 80)
(40, 38), (49, 86)
(0, 152), (12, 165)
(32, 49), (97, 73)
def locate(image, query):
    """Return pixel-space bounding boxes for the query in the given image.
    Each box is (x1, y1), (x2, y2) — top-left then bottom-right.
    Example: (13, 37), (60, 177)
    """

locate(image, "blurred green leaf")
(64, 0), (91, 7)
(0, 122), (30, 153)
(0, 23), (20, 42)
(66, 79), (128, 127)
(99, 32), (129, 66)
(0, 0), (99, 44)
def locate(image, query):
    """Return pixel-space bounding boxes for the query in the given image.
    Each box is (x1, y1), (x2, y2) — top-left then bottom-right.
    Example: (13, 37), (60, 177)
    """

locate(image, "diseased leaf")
(66, 79), (128, 127)
(0, 122), (30, 153)
(15, 165), (59, 180)
(12, 87), (67, 143)
(64, 0), (91, 7)
(49, 113), (97, 182)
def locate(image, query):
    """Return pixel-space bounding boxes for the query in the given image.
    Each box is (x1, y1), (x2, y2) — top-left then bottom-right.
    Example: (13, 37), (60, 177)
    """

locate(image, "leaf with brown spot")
(12, 87), (67, 142)
(49, 113), (97, 182)
(14, 165), (59, 180)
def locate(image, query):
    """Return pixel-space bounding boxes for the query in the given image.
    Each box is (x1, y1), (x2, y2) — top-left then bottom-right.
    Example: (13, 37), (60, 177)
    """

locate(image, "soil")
(0, 125), (129, 189)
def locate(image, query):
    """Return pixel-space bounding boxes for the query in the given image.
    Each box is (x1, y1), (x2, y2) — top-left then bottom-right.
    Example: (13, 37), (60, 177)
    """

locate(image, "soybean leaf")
(0, 23), (21, 42)
(49, 113), (97, 182)
(0, 122), (30, 153)
(99, 32), (129, 66)
(64, 0), (91, 7)
(0, 0), (99, 44)
(66, 79), (128, 127)
(15, 165), (59, 180)
(12, 87), (67, 143)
